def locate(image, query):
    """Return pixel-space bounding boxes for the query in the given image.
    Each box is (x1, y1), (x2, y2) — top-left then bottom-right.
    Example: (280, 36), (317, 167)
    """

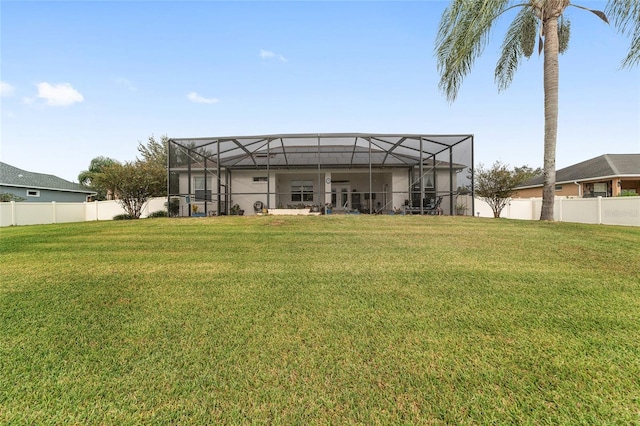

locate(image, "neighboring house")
(168, 133), (474, 216)
(515, 154), (640, 198)
(0, 162), (96, 202)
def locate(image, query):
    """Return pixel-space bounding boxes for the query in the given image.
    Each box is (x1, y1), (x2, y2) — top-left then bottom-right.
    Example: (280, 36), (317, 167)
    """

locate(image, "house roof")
(519, 154), (640, 188)
(0, 162), (96, 194)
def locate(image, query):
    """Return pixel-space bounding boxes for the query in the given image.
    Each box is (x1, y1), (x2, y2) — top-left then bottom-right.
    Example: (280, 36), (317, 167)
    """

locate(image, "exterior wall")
(175, 167), (458, 215)
(514, 187), (542, 198)
(231, 170), (273, 214)
(391, 169), (410, 211)
(515, 183), (580, 198)
(554, 183), (581, 197)
(177, 172), (221, 216)
(0, 185), (92, 203)
(516, 178), (640, 199)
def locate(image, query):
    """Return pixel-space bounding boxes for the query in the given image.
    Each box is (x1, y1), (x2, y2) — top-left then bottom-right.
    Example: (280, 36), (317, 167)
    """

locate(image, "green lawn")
(1, 216), (639, 424)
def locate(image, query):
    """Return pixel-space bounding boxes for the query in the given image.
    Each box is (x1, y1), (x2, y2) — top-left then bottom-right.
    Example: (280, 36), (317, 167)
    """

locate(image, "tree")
(137, 135), (169, 197)
(514, 165), (543, 182)
(78, 156), (119, 200)
(137, 135), (168, 168)
(435, 0), (639, 221)
(475, 161), (532, 218)
(93, 161), (166, 219)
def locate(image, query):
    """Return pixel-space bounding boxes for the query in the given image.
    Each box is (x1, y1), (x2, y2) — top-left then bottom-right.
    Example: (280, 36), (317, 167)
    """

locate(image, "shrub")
(148, 210), (168, 218)
(113, 213), (135, 220)
(0, 193), (25, 202)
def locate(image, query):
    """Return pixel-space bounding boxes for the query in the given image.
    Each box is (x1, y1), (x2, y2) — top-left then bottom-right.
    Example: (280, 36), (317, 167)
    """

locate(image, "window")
(593, 183), (607, 193)
(555, 185), (563, 191)
(253, 176), (268, 182)
(26, 190), (40, 197)
(291, 180), (313, 202)
(194, 177), (212, 201)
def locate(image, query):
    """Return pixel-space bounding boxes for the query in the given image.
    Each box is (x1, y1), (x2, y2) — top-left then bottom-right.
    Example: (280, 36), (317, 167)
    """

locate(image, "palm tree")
(78, 156), (119, 200)
(435, 0), (639, 220)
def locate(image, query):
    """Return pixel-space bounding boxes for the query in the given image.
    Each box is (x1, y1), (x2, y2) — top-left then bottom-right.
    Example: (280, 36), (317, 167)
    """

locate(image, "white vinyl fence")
(472, 196), (640, 226)
(1, 196), (639, 227)
(0, 198), (166, 227)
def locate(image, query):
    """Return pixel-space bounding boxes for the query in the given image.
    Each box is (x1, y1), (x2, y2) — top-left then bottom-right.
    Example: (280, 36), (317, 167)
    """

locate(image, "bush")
(148, 210), (168, 218)
(113, 214), (135, 220)
(0, 193), (25, 202)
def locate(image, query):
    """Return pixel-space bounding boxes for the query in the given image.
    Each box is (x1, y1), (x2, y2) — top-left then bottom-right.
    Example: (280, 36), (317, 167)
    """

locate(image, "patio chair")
(426, 196), (443, 215)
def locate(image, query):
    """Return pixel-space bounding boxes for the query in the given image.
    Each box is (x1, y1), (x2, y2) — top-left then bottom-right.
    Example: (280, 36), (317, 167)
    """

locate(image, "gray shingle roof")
(0, 162), (95, 194)
(520, 154), (640, 187)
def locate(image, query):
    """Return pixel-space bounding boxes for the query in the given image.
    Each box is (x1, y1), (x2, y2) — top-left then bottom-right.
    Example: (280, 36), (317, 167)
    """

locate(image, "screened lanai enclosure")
(167, 133), (474, 216)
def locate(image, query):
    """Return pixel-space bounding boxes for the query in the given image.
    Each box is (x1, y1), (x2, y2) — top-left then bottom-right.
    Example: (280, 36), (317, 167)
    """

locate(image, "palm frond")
(571, 4), (610, 24)
(495, 6), (539, 91)
(606, 0), (640, 67)
(435, 0), (513, 102)
(558, 16), (571, 54)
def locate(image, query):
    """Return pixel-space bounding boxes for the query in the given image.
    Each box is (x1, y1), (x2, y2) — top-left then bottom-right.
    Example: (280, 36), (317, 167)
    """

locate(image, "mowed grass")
(1, 215), (639, 424)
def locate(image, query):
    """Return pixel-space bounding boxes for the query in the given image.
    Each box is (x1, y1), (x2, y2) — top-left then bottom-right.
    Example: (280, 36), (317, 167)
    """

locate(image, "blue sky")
(1, 1), (638, 182)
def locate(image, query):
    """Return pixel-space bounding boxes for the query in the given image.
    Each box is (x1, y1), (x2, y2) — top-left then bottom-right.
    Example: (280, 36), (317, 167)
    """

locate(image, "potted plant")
(455, 203), (466, 216)
(192, 204), (205, 217)
(230, 204), (244, 216)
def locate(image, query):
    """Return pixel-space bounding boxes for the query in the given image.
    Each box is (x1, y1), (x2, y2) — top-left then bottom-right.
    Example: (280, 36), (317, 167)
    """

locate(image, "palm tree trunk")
(540, 14), (560, 221)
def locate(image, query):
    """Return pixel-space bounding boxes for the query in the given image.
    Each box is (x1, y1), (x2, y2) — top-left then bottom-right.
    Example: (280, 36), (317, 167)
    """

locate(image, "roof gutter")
(0, 183), (97, 195)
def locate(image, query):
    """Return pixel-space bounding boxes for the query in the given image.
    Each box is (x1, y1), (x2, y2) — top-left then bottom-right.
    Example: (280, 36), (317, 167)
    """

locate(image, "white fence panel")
(54, 202), (86, 224)
(0, 203), (13, 227)
(14, 202), (55, 226)
(506, 199), (537, 220)
(473, 199), (495, 217)
(2, 197), (638, 227)
(600, 197), (640, 226)
(559, 198), (599, 224)
(475, 196), (640, 226)
(142, 198), (166, 217)
(1, 198), (167, 227)
(93, 200), (128, 221)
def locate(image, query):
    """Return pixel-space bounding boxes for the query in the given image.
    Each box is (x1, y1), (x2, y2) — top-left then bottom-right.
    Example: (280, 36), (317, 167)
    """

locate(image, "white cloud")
(260, 49), (287, 63)
(115, 77), (137, 91)
(187, 92), (219, 104)
(36, 82), (84, 106)
(1, 81), (16, 97)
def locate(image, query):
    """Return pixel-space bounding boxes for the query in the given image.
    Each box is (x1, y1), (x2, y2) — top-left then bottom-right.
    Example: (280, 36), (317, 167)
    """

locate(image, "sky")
(1, 0), (639, 182)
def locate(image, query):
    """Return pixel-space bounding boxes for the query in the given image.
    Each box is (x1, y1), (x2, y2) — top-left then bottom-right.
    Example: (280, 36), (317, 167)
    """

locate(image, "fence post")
(11, 201), (16, 226)
(597, 196), (602, 224)
(557, 198), (563, 222)
(52, 201), (56, 224)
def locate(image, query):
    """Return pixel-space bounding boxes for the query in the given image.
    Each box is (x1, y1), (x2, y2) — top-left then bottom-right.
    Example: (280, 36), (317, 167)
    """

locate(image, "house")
(168, 133), (474, 216)
(0, 162), (96, 202)
(515, 154), (640, 198)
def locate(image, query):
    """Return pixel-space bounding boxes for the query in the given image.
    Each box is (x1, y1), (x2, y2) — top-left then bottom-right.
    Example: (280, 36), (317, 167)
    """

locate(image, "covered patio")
(167, 133), (474, 216)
